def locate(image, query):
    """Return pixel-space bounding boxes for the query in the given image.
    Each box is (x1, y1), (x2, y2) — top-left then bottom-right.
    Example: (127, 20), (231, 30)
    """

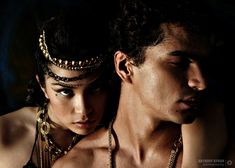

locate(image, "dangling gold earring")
(36, 100), (50, 136)
(36, 108), (44, 123)
(40, 118), (50, 136)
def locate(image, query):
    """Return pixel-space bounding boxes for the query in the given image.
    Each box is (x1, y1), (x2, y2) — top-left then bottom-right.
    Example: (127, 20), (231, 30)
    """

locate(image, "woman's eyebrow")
(51, 75), (107, 88)
(51, 82), (82, 88)
(88, 77), (108, 87)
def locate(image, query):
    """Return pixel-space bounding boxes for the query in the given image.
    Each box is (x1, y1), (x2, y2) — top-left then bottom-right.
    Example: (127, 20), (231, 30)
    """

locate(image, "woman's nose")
(73, 95), (92, 115)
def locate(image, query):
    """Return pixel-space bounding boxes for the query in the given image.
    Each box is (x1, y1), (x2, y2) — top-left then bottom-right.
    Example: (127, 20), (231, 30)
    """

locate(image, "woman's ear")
(114, 51), (133, 83)
(36, 75), (49, 99)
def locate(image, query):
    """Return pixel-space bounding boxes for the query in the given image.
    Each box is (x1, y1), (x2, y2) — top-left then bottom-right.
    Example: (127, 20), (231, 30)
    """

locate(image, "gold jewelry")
(36, 107), (50, 136)
(108, 120), (182, 168)
(36, 109), (44, 123)
(38, 30), (104, 70)
(40, 121), (50, 136)
(108, 120), (113, 168)
(46, 133), (80, 161)
(36, 107), (80, 166)
(42, 63), (95, 82)
(167, 134), (182, 168)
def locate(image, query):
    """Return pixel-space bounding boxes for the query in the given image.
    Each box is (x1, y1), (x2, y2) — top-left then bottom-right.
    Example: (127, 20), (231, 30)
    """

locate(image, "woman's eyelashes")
(55, 88), (74, 97)
(53, 84), (106, 98)
(87, 83), (107, 94)
(52, 79), (109, 97)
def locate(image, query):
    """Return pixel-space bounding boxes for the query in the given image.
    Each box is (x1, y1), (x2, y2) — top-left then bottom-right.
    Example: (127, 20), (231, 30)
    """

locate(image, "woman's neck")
(46, 107), (79, 151)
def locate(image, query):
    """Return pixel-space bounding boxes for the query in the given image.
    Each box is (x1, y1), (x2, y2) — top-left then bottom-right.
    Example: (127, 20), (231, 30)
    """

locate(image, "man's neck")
(112, 88), (181, 163)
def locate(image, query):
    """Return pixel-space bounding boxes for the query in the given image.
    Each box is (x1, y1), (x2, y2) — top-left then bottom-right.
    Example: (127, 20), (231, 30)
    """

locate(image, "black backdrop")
(0, 0), (233, 115)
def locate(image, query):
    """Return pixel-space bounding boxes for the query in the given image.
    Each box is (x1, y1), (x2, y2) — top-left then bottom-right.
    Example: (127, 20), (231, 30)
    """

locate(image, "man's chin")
(181, 111), (198, 124)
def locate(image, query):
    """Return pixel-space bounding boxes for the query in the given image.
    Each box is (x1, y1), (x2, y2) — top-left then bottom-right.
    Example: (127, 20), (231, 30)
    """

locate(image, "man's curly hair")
(110, 0), (215, 66)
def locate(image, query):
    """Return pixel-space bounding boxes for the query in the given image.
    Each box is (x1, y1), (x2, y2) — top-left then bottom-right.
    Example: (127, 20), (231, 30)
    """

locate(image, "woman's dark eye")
(88, 84), (107, 94)
(91, 86), (104, 93)
(91, 87), (102, 92)
(58, 89), (73, 97)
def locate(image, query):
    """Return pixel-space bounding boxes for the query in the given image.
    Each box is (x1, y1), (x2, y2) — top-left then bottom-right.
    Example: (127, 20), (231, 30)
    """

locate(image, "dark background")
(0, 0), (234, 115)
(0, 0), (84, 114)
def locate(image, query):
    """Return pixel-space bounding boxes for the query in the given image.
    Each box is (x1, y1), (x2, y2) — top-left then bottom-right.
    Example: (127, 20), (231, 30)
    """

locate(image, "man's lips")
(179, 96), (201, 109)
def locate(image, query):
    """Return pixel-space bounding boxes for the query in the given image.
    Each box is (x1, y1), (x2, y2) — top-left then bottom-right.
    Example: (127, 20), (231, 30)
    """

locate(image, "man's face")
(131, 23), (210, 124)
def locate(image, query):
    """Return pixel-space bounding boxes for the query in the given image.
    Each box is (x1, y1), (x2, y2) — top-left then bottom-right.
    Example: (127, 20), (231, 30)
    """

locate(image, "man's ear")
(36, 75), (49, 99)
(114, 51), (133, 83)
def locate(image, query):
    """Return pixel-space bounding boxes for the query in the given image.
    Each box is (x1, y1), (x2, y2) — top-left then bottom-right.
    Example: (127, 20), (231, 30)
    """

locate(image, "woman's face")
(40, 64), (109, 135)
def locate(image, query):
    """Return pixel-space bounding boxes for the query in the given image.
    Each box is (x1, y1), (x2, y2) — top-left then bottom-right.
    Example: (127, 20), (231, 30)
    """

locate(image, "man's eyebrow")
(168, 50), (196, 58)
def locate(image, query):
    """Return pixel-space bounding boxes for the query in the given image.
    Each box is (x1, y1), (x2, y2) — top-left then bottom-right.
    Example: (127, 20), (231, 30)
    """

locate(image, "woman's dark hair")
(26, 0), (116, 107)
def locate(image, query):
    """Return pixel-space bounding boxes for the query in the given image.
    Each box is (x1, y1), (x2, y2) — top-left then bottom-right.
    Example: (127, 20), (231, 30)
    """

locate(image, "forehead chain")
(38, 30), (104, 70)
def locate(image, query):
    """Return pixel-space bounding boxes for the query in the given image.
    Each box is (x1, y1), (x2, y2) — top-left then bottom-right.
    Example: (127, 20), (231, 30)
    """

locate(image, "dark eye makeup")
(54, 88), (74, 97)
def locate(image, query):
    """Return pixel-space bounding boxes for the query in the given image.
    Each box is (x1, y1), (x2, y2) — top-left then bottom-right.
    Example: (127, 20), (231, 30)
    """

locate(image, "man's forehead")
(160, 23), (211, 46)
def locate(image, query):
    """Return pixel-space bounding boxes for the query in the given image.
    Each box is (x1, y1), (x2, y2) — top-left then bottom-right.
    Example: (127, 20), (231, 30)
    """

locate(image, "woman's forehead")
(46, 75), (101, 87)
(47, 64), (104, 84)
(49, 64), (87, 78)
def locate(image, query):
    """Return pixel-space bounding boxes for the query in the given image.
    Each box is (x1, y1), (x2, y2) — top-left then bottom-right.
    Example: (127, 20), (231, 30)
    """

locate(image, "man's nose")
(188, 63), (207, 91)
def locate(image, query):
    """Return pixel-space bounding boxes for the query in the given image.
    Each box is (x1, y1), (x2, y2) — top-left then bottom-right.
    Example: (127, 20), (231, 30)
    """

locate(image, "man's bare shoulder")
(79, 126), (109, 148)
(53, 127), (110, 168)
(53, 146), (95, 168)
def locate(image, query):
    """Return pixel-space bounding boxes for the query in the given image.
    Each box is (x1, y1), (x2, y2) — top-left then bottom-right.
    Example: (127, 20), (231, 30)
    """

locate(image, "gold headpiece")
(39, 30), (104, 70)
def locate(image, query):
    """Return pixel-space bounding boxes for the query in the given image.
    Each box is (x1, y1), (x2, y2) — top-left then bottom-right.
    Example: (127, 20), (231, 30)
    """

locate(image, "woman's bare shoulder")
(0, 107), (38, 167)
(0, 106), (37, 145)
(1, 106), (37, 118)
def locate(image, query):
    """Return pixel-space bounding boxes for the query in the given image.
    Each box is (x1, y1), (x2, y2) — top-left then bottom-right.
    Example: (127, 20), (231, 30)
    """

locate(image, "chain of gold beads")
(108, 120), (182, 168)
(36, 107), (80, 162)
(38, 30), (104, 70)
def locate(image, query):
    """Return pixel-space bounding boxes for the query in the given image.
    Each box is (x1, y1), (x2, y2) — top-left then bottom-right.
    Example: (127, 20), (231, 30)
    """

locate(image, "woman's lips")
(73, 120), (94, 129)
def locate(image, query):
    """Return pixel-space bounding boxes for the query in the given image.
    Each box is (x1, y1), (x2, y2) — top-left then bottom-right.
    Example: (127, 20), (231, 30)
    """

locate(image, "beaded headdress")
(39, 30), (104, 71)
